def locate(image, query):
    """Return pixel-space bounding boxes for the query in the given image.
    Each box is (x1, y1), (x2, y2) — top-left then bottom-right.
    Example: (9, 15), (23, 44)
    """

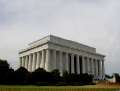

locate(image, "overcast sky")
(0, 0), (120, 75)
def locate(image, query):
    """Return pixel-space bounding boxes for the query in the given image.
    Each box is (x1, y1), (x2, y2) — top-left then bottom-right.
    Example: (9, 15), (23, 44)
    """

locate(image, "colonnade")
(20, 49), (105, 80)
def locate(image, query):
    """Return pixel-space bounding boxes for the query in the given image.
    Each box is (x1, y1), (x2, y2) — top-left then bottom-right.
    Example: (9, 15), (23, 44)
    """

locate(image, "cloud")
(0, 0), (120, 74)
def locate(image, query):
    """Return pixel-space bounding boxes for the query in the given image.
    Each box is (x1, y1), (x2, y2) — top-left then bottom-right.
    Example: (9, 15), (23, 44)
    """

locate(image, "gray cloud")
(0, 0), (120, 74)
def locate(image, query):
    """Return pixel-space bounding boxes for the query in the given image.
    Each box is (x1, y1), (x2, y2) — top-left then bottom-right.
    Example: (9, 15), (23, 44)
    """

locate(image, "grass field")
(0, 85), (120, 91)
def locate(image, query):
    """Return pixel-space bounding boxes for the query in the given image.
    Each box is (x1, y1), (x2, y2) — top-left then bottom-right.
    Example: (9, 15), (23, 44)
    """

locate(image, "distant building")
(19, 35), (105, 80)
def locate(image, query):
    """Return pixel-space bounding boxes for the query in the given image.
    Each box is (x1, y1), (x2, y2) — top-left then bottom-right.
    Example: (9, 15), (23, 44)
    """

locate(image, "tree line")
(0, 59), (93, 85)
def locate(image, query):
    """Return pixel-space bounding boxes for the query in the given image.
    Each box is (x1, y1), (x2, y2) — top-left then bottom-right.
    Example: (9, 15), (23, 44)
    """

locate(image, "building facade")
(19, 35), (105, 80)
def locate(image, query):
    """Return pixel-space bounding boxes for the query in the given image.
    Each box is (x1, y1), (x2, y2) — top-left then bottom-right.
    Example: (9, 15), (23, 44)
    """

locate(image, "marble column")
(45, 49), (51, 72)
(96, 60), (99, 79)
(71, 54), (74, 74)
(89, 58), (92, 74)
(21, 57), (23, 67)
(65, 52), (69, 72)
(40, 50), (45, 68)
(32, 53), (36, 71)
(28, 54), (32, 72)
(59, 51), (63, 75)
(25, 55), (29, 69)
(99, 60), (102, 79)
(25, 56), (28, 69)
(20, 57), (22, 67)
(91, 58), (94, 75)
(85, 57), (88, 73)
(102, 60), (105, 79)
(56, 51), (60, 70)
(36, 52), (40, 69)
(82, 56), (86, 74)
(23, 56), (26, 67)
(93, 59), (96, 78)
(27, 56), (29, 70)
(76, 55), (80, 74)
(53, 50), (57, 69)
(62, 53), (65, 71)
(98, 60), (101, 79)
(87, 58), (90, 74)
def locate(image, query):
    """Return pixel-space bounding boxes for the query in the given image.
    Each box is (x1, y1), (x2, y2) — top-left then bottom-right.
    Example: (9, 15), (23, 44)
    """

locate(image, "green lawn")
(0, 85), (119, 91)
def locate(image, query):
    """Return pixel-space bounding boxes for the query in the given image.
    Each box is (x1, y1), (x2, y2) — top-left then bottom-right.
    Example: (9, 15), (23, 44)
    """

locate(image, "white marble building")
(19, 35), (105, 80)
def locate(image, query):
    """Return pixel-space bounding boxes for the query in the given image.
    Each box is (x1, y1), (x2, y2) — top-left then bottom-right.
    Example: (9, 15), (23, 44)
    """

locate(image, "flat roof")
(19, 35), (105, 57)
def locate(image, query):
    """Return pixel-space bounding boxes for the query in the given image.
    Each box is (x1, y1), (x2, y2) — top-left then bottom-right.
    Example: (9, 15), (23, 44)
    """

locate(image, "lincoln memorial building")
(19, 35), (105, 80)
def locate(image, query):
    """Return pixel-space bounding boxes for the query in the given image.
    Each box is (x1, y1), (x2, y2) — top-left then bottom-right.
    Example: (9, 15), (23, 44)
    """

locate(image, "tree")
(0, 59), (9, 73)
(50, 69), (61, 83)
(13, 67), (30, 84)
(4, 68), (14, 84)
(0, 59), (10, 84)
(31, 68), (49, 83)
(62, 70), (69, 83)
(62, 72), (93, 85)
